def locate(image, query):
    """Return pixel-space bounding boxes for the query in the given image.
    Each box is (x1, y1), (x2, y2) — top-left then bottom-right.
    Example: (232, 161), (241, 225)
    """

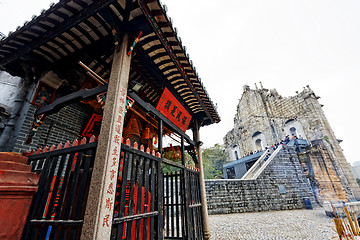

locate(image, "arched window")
(290, 127), (297, 137)
(255, 139), (263, 151)
(232, 145), (239, 160)
(234, 151), (239, 160)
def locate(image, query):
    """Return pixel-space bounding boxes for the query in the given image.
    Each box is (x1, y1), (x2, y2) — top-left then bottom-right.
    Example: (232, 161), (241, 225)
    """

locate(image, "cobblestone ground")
(208, 208), (337, 240)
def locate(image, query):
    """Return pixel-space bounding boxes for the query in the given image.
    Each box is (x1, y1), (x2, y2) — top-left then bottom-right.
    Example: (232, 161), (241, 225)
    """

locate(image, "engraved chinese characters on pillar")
(101, 87), (128, 228)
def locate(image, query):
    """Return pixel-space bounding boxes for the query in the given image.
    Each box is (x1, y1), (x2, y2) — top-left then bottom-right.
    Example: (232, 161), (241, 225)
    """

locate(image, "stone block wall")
(206, 146), (315, 215)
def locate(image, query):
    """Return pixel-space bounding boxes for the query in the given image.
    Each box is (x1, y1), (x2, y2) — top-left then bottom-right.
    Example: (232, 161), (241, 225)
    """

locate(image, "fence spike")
(22, 151), (30, 156)
(72, 139), (79, 147)
(133, 142), (138, 149)
(29, 149), (35, 156)
(35, 148), (42, 154)
(57, 143), (62, 150)
(156, 152), (161, 158)
(140, 145), (144, 151)
(151, 150), (155, 156)
(49, 145), (56, 151)
(80, 137), (87, 145)
(64, 141), (70, 148)
(42, 146), (48, 153)
(125, 138), (131, 146)
(89, 135), (96, 143)
(146, 147), (150, 154)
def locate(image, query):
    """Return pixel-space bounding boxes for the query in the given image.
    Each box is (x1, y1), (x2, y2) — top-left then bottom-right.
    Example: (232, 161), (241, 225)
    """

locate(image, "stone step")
(0, 161), (32, 172)
(0, 152), (28, 164)
(0, 169), (39, 186)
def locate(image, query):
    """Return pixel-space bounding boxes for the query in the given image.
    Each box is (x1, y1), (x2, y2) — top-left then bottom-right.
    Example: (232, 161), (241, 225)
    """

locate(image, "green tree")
(202, 144), (227, 179)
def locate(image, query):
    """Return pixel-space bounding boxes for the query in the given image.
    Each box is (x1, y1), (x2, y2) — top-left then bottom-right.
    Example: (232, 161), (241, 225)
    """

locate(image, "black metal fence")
(112, 142), (204, 240)
(22, 138), (204, 240)
(162, 164), (204, 240)
(22, 138), (97, 240)
(111, 143), (162, 240)
(185, 170), (204, 240)
(164, 171), (184, 239)
(163, 169), (204, 240)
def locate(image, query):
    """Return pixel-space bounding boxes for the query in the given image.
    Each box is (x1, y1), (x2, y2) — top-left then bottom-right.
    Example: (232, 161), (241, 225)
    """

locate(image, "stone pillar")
(193, 120), (211, 240)
(81, 33), (131, 240)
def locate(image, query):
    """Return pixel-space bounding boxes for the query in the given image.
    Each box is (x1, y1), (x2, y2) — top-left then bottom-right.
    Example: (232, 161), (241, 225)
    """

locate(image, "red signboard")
(156, 88), (192, 132)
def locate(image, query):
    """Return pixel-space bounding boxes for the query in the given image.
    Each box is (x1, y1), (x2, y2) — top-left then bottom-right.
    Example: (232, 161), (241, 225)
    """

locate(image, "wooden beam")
(35, 84), (108, 116)
(151, 10), (163, 17)
(158, 21), (171, 28)
(168, 41), (181, 46)
(163, 32), (176, 38)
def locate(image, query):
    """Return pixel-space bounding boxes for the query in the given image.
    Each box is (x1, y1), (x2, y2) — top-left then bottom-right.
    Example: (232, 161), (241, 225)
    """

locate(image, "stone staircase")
(241, 145), (283, 180)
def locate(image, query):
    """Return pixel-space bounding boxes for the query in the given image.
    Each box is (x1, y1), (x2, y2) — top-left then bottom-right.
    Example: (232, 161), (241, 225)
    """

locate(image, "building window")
(255, 138), (263, 151)
(290, 127), (297, 137)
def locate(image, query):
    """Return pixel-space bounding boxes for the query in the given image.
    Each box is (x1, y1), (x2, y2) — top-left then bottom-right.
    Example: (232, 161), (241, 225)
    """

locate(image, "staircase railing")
(241, 145), (283, 180)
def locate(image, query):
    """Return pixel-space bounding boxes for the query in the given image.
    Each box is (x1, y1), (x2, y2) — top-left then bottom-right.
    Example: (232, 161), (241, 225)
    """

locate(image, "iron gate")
(163, 170), (204, 240)
(111, 141), (205, 240)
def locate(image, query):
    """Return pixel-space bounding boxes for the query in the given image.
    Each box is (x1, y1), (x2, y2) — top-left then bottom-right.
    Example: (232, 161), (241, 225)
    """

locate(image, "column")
(193, 120), (211, 240)
(81, 33), (131, 240)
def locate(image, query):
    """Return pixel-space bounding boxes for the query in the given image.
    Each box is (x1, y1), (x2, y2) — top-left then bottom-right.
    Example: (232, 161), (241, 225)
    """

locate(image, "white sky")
(1, 0), (360, 163)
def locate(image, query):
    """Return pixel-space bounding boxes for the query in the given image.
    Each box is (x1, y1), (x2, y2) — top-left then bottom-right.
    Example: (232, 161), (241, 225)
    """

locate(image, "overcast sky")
(1, 0), (360, 164)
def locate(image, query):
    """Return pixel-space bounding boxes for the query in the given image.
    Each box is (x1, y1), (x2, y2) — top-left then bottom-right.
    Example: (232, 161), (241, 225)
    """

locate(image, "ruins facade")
(224, 84), (360, 202)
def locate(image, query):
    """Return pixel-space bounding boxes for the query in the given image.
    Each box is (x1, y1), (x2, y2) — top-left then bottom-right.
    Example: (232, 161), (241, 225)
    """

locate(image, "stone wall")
(0, 71), (22, 113)
(206, 146), (315, 215)
(299, 140), (349, 203)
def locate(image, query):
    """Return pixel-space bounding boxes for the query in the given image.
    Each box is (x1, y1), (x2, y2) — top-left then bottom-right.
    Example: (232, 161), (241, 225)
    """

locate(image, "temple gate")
(0, 0), (220, 239)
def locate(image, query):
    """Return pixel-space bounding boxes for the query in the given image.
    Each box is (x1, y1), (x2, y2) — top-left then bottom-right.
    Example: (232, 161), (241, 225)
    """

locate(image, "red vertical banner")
(156, 88), (192, 132)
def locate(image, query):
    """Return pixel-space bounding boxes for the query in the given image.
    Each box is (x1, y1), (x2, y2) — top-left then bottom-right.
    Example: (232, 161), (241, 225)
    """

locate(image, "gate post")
(193, 120), (211, 240)
(81, 33), (131, 240)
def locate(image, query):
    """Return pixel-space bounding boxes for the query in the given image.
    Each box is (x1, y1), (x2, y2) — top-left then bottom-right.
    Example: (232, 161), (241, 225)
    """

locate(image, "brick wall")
(205, 146), (315, 215)
(12, 103), (93, 153)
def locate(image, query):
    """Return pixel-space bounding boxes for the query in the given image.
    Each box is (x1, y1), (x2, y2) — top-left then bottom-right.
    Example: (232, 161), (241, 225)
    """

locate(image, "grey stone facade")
(224, 84), (360, 200)
(206, 146), (315, 214)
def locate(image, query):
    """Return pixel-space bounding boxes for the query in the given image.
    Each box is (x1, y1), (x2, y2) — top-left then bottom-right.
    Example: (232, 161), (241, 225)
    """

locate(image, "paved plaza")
(209, 208), (337, 240)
